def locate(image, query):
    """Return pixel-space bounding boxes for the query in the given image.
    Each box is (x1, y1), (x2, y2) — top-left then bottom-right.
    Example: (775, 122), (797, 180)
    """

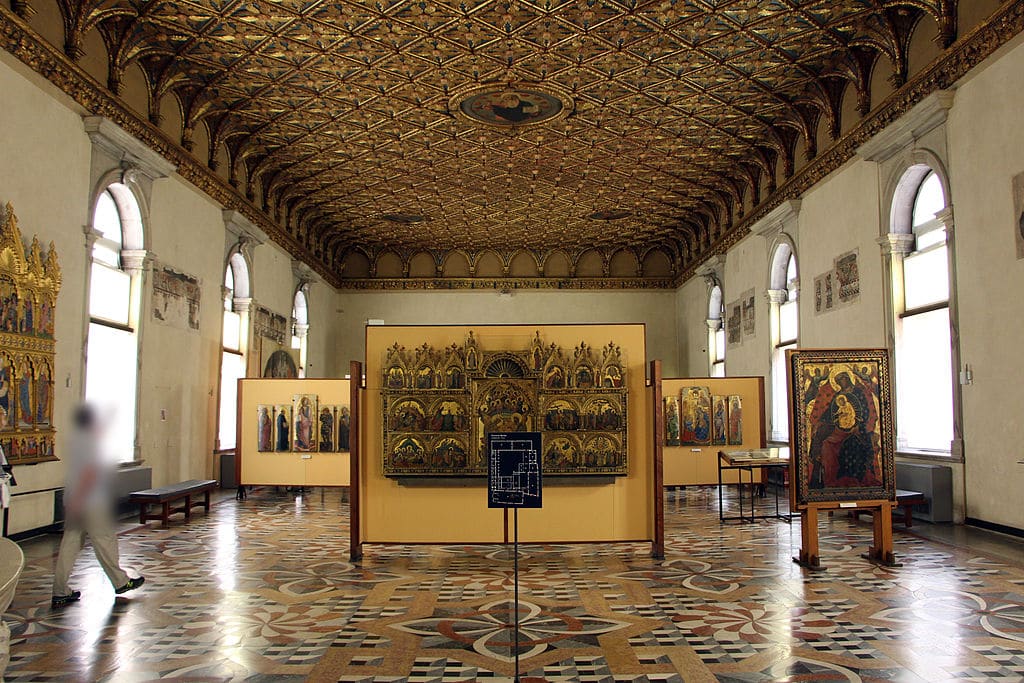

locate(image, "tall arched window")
(217, 254), (250, 450)
(891, 169), (953, 452)
(707, 283), (725, 377)
(768, 245), (798, 442)
(292, 287), (309, 378)
(84, 184), (144, 463)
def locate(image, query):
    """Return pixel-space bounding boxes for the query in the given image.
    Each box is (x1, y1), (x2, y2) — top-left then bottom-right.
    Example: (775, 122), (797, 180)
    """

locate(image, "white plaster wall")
(0, 52), (91, 533)
(946, 36), (1024, 530)
(795, 161), (887, 349)
(675, 276), (709, 376)
(721, 235), (770, 378)
(251, 244), (296, 319)
(332, 289), (679, 377)
(304, 281), (345, 379)
(141, 179), (226, 486)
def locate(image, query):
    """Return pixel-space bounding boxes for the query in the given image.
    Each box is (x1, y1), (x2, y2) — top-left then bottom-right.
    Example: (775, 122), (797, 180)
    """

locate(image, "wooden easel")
(795, 499), (898, 569)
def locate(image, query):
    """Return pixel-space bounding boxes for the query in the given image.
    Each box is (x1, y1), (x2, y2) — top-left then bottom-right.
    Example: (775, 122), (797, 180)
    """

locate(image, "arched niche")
(508, 251), (538, 277)
(120, 62), (150, 121)
(839, 78), (862, 137)
(27, 3), (63, 47)
(474, 251), (504, 278)
(869, 55), (896, 108)
(907, 16), (943, 77)
(442, 252), (471, 277)
(641, 249), (672, 277)
(408, 252), (436, 278)
(575, 249), (604, 277)
(158, 95), (184, 144)
(192, 120), (212, 166)
(79, 27), (108, 85)
(543, 251), (571, 277)
(376, 251), (404, 278)
(341, 251), (371, 278)
(214, 144), (231, 181)
(608, 249), (637, 277)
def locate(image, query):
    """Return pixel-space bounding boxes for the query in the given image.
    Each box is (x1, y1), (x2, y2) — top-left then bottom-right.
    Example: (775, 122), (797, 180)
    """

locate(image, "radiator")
(113, 466), (152, 516)
(895, 462), (953, 523)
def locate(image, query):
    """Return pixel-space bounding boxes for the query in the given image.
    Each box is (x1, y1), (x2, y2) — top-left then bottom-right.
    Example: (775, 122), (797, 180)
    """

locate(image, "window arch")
(217, 251), (251, 450)
(768, 241), (798, 442)
(889, 166), (953, 452)
(84, 182), (144, 463)
(292, 287), (309, 378)
(707, 282), (725, 377)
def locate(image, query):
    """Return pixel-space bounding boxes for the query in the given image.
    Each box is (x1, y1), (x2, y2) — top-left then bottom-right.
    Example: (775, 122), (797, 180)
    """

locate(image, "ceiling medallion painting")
(452, 84), (572, 128)
(1, 1), (1017, 288)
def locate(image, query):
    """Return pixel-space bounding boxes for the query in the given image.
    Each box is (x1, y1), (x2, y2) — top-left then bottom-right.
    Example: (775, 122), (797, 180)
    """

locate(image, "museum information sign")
(487, 432), (542, 508)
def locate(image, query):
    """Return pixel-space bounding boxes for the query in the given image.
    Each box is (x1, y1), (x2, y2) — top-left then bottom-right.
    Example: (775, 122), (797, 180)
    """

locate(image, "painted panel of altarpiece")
(0, 203), (60, 465)
(382, 331), (628, 477)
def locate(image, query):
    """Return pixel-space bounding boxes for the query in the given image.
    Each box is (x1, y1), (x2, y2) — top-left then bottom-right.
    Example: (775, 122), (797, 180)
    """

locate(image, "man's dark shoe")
(115, 576), (145, 594)
(51, 590), (81, 608)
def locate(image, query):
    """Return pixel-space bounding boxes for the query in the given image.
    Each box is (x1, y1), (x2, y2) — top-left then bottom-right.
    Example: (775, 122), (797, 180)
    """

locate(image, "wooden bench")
(848, 489), (928, 528)
(129, 479), (218, 526)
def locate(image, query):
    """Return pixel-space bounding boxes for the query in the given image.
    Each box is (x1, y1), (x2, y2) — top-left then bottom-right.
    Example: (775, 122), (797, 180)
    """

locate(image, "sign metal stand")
(487, 432), (542, 683)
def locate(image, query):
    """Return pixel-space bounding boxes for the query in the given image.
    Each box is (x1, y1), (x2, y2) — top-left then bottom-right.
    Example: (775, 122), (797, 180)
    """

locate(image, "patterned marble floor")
(3, 486), (1024, 682)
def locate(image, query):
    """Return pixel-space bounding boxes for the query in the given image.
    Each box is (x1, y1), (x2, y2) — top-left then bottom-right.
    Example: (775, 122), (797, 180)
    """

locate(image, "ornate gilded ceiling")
(1, 0), (1018, 287)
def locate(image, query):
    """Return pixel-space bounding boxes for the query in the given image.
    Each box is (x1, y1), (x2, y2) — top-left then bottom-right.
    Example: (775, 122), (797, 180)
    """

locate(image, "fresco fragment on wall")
(382, 331), (628, 477)
(151, 264), (201, 330)
(0, 202), (61, 465)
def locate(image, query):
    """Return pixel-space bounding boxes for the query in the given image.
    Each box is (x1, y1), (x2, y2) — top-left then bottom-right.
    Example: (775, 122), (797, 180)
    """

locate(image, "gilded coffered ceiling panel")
(6, 0), (1015, 286)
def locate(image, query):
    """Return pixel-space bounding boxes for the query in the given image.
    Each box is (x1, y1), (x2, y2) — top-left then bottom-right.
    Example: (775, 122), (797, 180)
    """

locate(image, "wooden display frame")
(236, 378), (352, 487)
(357, 324), (655, 548)
(786, 348), (897, 568)
(660, 376), (766, 487)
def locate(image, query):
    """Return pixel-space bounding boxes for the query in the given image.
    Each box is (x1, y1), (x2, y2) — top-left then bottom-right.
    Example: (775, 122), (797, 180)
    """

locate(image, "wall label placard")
(487, 432), (542, 508)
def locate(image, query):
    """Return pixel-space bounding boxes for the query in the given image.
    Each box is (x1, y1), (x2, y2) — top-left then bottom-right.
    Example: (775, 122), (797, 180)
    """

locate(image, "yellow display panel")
(362, 324), (653, 544)
(662, 376), (765, 486)
(238, 378), (351, 486)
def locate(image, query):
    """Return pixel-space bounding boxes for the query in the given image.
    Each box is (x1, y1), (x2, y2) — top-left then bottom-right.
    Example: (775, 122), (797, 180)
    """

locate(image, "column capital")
(706, 318), (723, 332)
(765, 288), (788, 305)
(233, 296), (253, 314)
(293, 323), (310, 339)
(120, 248), (152, 275)
(877, 233), (915, 256)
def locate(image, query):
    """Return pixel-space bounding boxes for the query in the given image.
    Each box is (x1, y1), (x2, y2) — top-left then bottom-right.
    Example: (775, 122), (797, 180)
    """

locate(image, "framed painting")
(787, 348), (895, 507)
(679, 386), (711, 446)
(274, 404), (292, 452)
(256, 404), (274, 452)
(711, 395), (727, 446)
(727, 395), (743, 445)
(318, 404), (339, 452)
(664, 395), (680, 446)
(292, 394), (318, 452)
(336, 406), (351, 452)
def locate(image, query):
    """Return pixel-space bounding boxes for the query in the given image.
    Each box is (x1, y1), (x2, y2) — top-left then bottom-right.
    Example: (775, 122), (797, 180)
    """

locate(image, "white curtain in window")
(218, 351), (245, 450)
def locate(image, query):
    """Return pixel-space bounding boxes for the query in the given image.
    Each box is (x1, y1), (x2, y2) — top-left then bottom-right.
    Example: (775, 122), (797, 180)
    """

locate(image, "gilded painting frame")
(787, 348), (895, 507)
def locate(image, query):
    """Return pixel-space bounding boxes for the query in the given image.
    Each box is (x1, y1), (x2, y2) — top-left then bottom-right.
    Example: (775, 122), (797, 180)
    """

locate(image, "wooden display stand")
(795, 500), (898, 569)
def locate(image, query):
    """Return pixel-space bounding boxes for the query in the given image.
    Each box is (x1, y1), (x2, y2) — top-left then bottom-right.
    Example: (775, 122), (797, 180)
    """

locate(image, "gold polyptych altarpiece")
(382, 331), (627, 477)
(0, 203), (61, 465)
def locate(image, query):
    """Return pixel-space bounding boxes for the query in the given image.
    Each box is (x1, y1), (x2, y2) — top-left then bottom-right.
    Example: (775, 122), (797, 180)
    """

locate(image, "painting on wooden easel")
(787, 348), (896, 507)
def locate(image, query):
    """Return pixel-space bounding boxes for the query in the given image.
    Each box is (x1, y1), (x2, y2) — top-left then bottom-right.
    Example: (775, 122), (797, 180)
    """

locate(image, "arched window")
(84, 184), (143, 463)
(707, 283), (725, 377)
(217, 254), (249, 450)
(769, 245), (798, 442)
(292, 288), (309, 378)
(891, 169), (953, 451)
